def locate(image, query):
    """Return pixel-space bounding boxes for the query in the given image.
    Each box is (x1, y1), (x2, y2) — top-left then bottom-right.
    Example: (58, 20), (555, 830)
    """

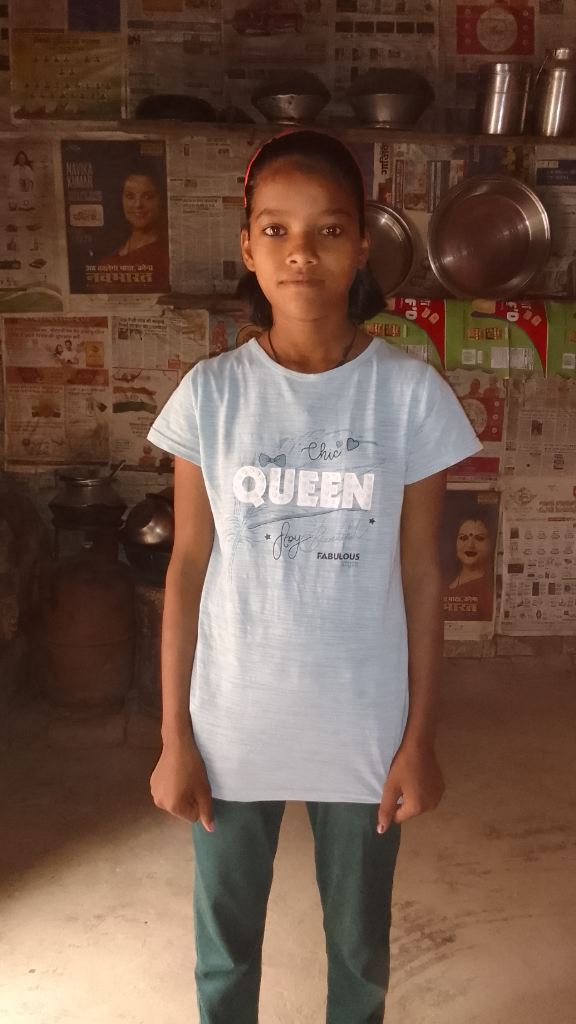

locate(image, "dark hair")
(237, 130), (384, 328)
(13, 150), (33, 169)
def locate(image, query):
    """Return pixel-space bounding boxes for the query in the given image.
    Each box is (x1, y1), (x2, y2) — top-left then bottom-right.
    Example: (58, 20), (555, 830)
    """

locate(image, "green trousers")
(191, 800), (401, 1024)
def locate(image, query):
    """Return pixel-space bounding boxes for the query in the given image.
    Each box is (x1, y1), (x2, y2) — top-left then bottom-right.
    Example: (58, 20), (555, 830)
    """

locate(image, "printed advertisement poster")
(127, 0), (224, 117)
(441, 489), (500, 639)
(209, 312), (261, 355)
(547, 302), (576, 379)
(111, 366), (178, 468)
(445, 367), (506, 486)
(11, 30), (123, 121)
(0, 138), (64, 312)
(503, 376), (576, 478)
(500, 479), (576, 634)
(364, 298), (446, 372)
(444, 300), (547, 376)
(2, 316), (112, 465)
(222, 0), (329, 117)
(61, 139), (170, 295)
(112, 309), (209, 370)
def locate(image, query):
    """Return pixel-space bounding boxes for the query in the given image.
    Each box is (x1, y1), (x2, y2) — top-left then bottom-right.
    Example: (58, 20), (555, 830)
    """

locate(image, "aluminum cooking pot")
(120, 492), (174, 548)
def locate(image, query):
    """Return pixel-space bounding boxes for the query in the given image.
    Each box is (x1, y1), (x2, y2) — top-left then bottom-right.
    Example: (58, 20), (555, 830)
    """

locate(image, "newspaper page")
(126, 0), (224, 117)
(10, 0), (121, 31)
(0, 137), (65, 312)
(441, 489), (500, 640)
(537, 0), (576, 63)
(111, 367), (178, 469)
(2, 316), (112, 465)
(329, 1), (439, 118)
(169, 194), (245, 293)
(61, 139), (170, 295)
(10, 30), (123, 121)
(222, 0), (329, 118)
(111, 309), (209, 370)
(168, 134), (252, 200)
(503, 376), (576, 478)
(534, 147), (576, 297)
(110, 308), (208, 467)
(500, 479), (576, 635)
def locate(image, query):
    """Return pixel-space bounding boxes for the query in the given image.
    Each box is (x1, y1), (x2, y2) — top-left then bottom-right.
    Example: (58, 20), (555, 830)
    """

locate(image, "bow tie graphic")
(259, 453), (287, 468)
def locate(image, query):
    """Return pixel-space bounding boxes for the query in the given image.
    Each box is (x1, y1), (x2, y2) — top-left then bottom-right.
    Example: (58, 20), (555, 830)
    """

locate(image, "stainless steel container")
(534, 48), (576, 137)
(475, 62), (532, 135)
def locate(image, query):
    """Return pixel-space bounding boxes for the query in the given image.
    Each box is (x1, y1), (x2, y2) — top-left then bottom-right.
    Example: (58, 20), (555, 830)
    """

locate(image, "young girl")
(148, 130), (481, 1024)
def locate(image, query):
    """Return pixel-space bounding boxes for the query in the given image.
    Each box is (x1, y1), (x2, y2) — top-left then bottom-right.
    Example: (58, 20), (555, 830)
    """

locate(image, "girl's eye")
(321, 225), (343, 236)
(262, 225), (286, 237)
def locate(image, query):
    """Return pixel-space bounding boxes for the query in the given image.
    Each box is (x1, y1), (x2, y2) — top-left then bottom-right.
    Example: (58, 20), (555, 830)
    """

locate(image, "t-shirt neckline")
(247, 336), (380, 381)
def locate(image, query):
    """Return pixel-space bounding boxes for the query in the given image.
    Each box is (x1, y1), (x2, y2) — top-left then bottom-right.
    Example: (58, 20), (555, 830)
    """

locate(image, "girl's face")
(456, 520), (490, 571)
(122, 175), (160, 232)
(241, 160), (369, 324)
(17, 153), (26, 166)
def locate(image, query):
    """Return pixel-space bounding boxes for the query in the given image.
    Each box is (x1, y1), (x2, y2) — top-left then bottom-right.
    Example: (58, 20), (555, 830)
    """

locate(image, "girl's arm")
(377, 469), (447, 833)
(150, 456), (216, 831)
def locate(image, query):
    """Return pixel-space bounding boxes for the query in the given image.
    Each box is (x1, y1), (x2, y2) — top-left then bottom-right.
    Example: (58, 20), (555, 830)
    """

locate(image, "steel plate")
(427, 174), (550, 300)
(365, 201), (414, 297)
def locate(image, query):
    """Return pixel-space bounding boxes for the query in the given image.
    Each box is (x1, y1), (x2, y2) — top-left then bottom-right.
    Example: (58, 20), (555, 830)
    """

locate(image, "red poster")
(456, 4), (534, 56)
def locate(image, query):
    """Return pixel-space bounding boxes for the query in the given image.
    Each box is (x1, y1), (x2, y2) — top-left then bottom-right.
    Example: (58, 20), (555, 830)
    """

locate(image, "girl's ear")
(240, 227), (256, 272)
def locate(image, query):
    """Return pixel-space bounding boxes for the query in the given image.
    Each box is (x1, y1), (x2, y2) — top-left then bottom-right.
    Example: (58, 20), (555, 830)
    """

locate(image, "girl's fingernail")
(377, 823), (385, 834)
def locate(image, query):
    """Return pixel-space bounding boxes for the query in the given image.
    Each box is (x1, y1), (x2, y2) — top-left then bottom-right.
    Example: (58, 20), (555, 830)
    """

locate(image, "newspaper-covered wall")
(0, 126), (573, 634)
(500, 480), (576, 635)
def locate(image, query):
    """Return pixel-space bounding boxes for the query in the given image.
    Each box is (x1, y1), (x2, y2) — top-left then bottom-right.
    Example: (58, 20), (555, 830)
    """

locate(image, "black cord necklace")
(267, 324), (358, 370)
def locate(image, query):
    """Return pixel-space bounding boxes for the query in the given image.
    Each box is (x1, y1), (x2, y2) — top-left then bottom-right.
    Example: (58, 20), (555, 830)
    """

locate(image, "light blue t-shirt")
(148, 338), (481, 802)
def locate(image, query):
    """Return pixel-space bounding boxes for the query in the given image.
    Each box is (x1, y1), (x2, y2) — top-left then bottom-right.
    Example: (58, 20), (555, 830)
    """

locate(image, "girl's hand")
(150, 737), (215, 831)
(377, 742), (445, 833)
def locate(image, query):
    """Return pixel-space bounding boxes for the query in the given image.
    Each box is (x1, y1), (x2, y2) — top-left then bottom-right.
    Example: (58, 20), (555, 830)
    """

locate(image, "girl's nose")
(286, 234), (318, 266)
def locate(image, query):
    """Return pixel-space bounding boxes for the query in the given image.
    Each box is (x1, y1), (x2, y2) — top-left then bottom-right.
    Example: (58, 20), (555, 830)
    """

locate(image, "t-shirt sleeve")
(147, 366), (201, 465)
(405, 365), (483, 485)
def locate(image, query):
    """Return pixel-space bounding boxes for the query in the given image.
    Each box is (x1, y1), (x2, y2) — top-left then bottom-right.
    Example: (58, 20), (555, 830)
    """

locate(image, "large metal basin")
(252, 92), (328, 123)
(427, 174), (550, 299)
(348, 90), (432, 128)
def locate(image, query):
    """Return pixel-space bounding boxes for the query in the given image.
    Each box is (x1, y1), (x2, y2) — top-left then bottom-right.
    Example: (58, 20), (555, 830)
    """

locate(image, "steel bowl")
(427, 174), (551, 299)
(251, 71), (330, 123)
(348, 91), (433, 128)
(347, 68), (434, 127)
(365, 201), (414, 296)
(120, 496), (174, 548)
(252, 92), (329, 123)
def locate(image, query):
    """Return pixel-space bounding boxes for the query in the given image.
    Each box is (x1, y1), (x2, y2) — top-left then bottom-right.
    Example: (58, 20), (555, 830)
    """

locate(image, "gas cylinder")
(35, 543), (135, 709)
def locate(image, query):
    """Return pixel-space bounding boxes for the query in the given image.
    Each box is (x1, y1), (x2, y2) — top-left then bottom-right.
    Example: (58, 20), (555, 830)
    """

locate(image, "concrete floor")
(1, 658), (575, 1024)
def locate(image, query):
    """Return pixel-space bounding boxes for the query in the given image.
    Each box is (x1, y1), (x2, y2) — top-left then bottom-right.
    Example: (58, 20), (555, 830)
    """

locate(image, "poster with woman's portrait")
(61, 140), (170, 295)
(441, 490), (500, 638)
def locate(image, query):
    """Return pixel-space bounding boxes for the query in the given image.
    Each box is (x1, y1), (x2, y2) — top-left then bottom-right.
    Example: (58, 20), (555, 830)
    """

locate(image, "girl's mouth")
(464, 550), (477, 558)
(280, 278), (322, 287)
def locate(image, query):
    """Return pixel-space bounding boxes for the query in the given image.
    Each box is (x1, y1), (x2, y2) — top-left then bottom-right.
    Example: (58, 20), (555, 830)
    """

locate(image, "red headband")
(243, 131), (366, 208)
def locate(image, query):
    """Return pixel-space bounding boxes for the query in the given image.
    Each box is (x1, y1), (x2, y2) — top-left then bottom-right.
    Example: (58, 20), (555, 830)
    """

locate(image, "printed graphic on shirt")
(225, 428), (385, 574)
